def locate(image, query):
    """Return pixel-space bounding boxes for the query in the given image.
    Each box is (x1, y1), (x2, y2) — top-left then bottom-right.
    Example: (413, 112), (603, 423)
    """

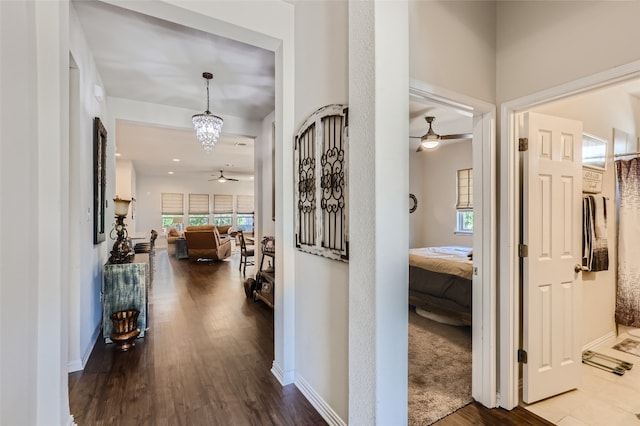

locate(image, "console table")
(102, 254), (149, 343)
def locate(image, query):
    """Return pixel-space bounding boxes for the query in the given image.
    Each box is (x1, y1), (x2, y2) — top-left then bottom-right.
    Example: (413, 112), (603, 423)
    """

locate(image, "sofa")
(215, 224), (238, 239)
(166, 227), (184, 254)
(183, 225), (232, 261)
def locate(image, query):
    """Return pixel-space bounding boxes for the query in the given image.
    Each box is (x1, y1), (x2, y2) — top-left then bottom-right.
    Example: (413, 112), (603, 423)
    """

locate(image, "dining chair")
(238, 230), (255, 274)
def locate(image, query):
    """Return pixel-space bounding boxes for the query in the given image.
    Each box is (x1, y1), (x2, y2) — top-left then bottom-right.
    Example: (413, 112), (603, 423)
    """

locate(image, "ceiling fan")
(208, 170), (238, 183)
(410, 116), (472, 152)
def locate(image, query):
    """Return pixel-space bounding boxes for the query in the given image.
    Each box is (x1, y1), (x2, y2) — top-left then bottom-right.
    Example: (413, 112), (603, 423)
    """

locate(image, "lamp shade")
(420, 139), (440, 149)
(113, 197), (131, 217)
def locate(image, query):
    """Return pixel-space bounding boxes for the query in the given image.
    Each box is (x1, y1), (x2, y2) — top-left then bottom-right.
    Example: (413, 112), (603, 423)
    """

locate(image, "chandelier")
(192, 72), (224, 152)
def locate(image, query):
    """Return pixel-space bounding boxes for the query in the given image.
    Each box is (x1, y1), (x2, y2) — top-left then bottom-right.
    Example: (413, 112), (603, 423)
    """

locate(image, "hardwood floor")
(69, 250), (325, 426)
(69, 249), (553, 425)
(435, 403), (554, 425)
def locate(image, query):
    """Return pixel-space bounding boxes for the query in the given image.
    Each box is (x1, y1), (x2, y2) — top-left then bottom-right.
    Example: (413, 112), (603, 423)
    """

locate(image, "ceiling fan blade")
(409, 136), (423, 139)
(440, 133), (473, 140)
(228, 178), (239, 182)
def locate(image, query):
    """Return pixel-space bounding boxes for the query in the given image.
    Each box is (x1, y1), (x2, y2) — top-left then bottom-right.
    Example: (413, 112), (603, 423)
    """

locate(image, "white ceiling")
(73, 0), (275, 180)
(75, 1), (640, 176)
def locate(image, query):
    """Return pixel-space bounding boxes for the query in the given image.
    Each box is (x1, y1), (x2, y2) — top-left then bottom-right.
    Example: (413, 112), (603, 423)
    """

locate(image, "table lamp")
(108, 197), (134, 264)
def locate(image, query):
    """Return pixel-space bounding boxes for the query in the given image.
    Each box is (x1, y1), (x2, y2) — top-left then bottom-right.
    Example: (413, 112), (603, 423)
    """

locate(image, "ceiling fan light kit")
(411, 116), (472, 152)
(209, 170), (239, 183)
(192, 72), (224, 152)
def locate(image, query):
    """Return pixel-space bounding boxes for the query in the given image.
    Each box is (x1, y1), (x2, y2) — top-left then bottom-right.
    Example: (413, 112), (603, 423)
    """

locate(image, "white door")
(521, 111), (583, 404)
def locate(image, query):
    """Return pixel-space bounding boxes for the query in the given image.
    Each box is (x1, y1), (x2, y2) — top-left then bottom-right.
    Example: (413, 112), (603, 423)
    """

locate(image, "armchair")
(183, 225), (231, 261)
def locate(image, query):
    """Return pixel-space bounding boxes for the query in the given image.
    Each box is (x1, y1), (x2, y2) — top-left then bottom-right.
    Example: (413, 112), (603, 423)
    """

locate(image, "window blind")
(213, 194), (233, 214)
(161, 192), (184, 215)
(236, 195), (254, 214)
(188, 193), (210, 214)
(456, 168), (473, 209)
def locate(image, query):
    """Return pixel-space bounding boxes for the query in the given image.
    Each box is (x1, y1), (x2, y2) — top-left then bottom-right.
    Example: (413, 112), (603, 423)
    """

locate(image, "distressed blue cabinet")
(102, 254), (149, 343)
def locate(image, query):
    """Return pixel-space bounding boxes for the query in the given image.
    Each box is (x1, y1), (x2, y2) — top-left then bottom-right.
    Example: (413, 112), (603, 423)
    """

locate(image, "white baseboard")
(583, 331), (616, 351)
(271, 360), (294, 385)
(295, 374), (346, 426)
(67, 323), (101, 373)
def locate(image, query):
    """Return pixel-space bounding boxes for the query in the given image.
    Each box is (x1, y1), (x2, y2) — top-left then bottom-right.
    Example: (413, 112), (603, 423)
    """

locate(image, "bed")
(409, 246), (473, 325)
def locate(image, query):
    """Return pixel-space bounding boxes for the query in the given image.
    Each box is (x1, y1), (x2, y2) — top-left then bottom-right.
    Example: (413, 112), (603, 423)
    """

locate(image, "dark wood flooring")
(69, 249), (553, 425)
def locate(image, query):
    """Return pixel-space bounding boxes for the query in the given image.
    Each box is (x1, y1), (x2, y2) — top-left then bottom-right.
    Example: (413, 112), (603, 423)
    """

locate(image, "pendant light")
(192, 72), (224, 152)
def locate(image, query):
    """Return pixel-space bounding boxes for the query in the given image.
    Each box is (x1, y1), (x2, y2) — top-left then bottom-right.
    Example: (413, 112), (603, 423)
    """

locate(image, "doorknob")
(575, 264), (584, 273)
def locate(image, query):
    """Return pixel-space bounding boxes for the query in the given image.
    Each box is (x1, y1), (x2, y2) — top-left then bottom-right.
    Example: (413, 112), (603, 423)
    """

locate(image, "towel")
(582, 196), (609, 272)
(582, 197), (594, 271)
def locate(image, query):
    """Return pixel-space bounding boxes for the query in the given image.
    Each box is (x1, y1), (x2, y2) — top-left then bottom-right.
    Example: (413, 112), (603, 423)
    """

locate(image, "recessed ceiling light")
(172, 158), (180, 162)
(249, 176), (255, 181)
(115, 152), (121, 157)
(168, 171), (174, 175)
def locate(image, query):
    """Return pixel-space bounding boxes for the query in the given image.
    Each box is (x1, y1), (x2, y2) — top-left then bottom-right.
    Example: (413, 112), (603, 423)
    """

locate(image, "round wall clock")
(409, 193), (418, 213)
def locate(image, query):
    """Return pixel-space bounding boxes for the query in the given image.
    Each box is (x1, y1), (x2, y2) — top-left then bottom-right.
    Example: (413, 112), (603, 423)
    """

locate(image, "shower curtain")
(615, 157), (640, 327)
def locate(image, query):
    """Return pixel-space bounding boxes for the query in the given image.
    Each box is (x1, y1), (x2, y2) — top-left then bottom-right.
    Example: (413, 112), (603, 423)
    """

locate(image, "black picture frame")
(93, 117), (107, 244)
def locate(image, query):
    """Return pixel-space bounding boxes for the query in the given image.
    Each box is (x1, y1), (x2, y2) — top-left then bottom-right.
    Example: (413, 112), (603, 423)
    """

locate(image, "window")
(214, 214), (233, 227)
(456, 168), (473, 234)
(188, 215), (209, 226)
(188, 193), (209, 226)
(161, 193), (184, 229)
(213, 194), (233, 226)
(237, 214), (254, 232)
(236, 194), (254, 232)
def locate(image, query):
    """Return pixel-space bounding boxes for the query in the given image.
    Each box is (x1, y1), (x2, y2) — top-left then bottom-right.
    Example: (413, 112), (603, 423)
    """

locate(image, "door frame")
(410, 79), (497, 407)
(499, 59), (640, 409)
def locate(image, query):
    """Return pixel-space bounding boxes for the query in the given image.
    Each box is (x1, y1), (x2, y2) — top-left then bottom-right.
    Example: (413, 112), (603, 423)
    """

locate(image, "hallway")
(69, 250), (325, 425)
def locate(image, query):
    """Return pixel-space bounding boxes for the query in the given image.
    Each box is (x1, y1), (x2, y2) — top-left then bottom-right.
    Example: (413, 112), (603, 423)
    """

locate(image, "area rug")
(613, 338), (640, 358)
(408, 308), (472, 425)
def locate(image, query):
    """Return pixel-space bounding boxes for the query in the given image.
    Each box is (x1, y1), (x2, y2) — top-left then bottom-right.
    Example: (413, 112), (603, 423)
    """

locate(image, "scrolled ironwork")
(294, 104), (348, 261)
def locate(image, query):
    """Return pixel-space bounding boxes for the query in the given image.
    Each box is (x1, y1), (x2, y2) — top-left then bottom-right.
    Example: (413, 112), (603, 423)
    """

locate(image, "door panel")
(522, 112), (583, 404)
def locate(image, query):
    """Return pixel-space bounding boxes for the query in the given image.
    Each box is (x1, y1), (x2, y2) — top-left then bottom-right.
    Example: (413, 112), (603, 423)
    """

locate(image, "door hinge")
(518, 349), (528, 364)
(518, 244), (528, 258)
(518, 137), (528, 152)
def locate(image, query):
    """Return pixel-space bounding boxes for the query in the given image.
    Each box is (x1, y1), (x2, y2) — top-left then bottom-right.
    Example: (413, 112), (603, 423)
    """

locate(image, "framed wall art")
(93, 117), (107, 244)
(294, 104), (349, 262)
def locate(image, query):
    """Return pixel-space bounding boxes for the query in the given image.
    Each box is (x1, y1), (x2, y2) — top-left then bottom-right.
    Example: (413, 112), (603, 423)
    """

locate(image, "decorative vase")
(110, 309), (140, 351)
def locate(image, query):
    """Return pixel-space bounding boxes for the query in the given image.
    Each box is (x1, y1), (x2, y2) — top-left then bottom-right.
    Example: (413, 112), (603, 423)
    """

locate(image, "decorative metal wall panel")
(294, 104), (348, 262)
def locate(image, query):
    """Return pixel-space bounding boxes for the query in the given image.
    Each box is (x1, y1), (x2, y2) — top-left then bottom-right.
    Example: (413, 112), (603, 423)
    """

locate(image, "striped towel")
(582, 195), (609, 272)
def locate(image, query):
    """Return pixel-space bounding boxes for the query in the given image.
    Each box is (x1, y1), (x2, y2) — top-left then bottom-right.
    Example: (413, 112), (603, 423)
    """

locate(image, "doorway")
(408, 81), (497, 411)
(501, 64), (640, 420)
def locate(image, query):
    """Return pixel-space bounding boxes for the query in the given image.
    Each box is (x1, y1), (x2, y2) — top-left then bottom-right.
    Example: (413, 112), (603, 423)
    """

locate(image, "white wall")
(255, 110), (276, 243)
(409, 1), (496, 105)
(497, 2), (640, 104)
(532, 84), (640, 345)
(1, 3), (40, 422)
(409, 150), (425, 248)
(1, 1), (78, 423)
(412, 141), (473, 248)
(294, 1), (349, 422)
(67, 3), (111, 374)
(115, 160), (137, 232)
(115, 160), (135, 200)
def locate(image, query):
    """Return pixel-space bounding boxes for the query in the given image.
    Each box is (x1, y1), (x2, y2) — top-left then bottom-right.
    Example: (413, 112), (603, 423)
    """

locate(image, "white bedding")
(409, 246), (473, 280)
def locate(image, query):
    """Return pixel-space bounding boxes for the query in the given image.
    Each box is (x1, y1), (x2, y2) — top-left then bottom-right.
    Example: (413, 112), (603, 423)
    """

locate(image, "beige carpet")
(408, 307), (472, 425)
